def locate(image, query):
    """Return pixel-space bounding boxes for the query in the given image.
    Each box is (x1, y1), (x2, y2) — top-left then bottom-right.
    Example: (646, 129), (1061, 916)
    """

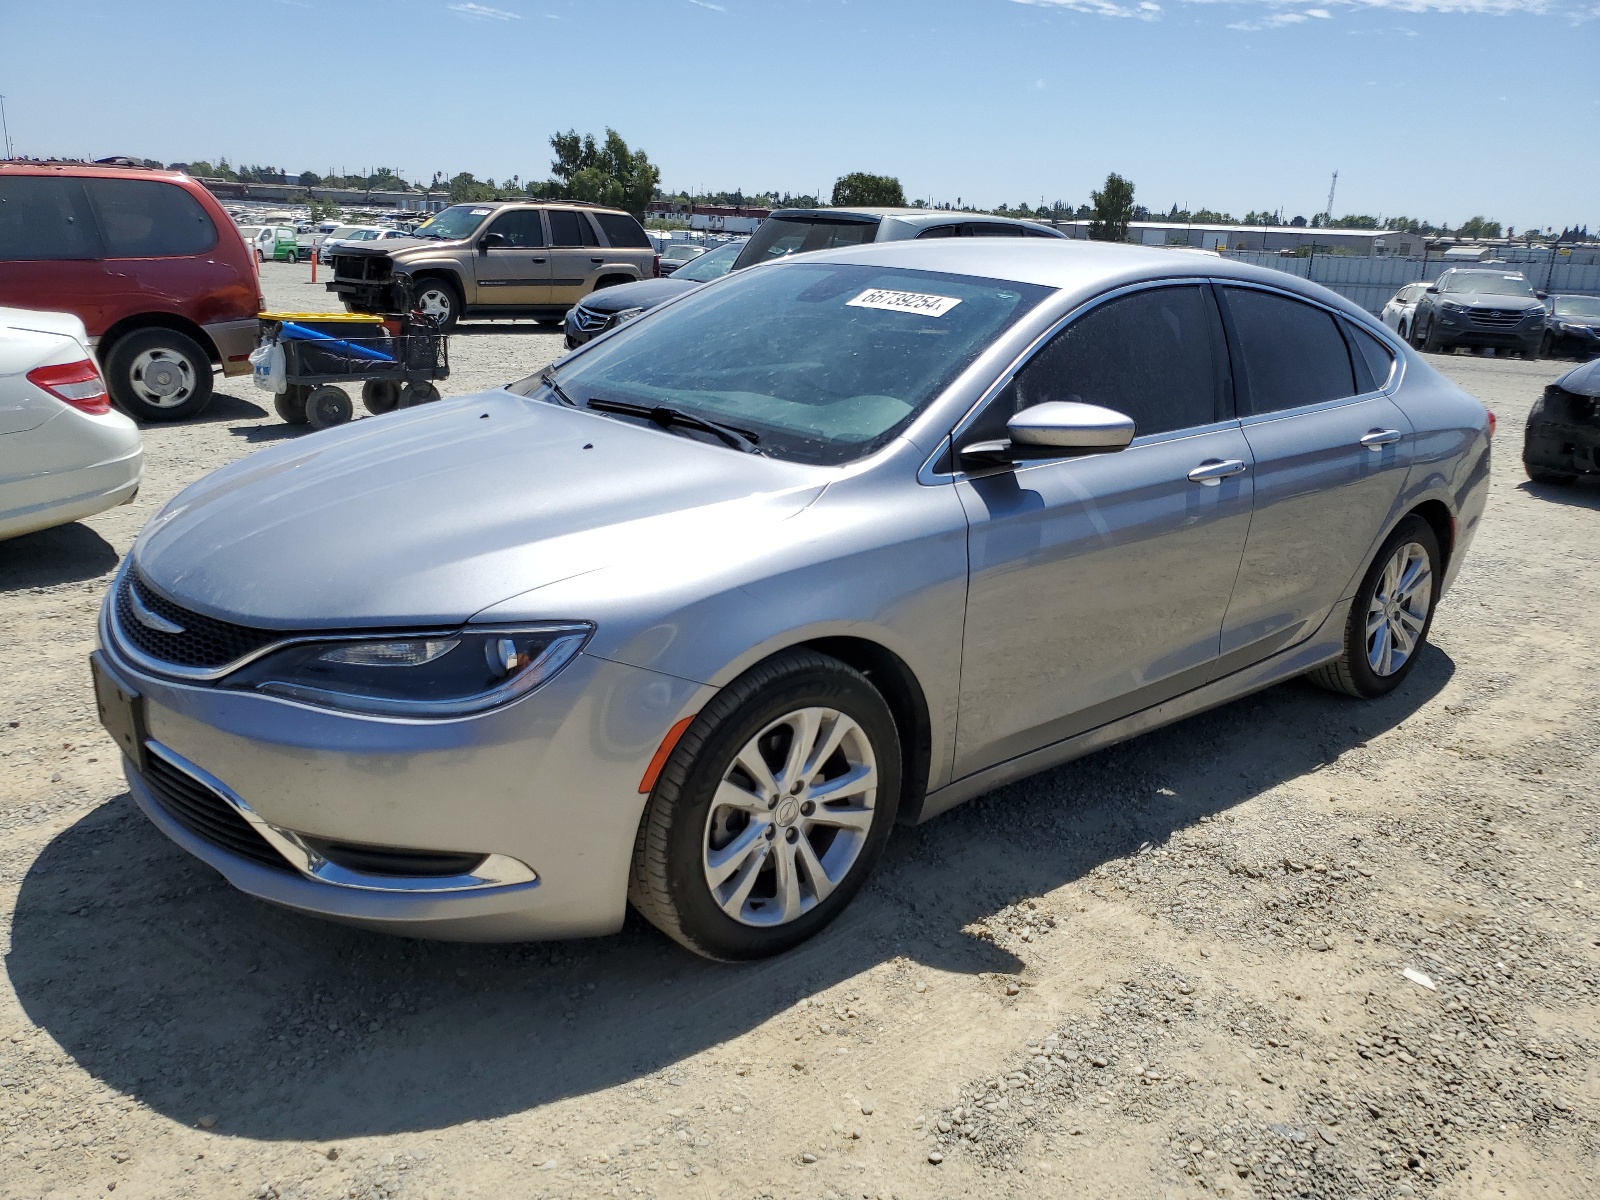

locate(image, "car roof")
(0, 161), (198, 185)
(764, 238), (1385, 325)
(453, 199), (633, 216)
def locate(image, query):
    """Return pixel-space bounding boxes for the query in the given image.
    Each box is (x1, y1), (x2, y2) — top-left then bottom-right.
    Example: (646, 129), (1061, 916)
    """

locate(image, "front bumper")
(1525, 418), (1600, 476)
(96, 607), (708, 942)
(1433, 314), (1541, 350)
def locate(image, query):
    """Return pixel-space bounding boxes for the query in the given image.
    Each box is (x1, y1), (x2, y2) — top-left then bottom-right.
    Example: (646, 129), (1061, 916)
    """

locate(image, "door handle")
(590, 257), (605, 263)
(1360, 428), (1402, 450)
(530, 257), (546, 263)
(1187, 458), (1247, 486)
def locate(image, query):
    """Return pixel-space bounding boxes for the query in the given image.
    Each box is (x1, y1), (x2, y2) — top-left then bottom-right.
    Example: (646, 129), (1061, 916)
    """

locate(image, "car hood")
(578, 277), (698, 314)
(131, 391), (827, 630)
(1441, 293), (1542, 311)
(1555, 358), (1600, 398)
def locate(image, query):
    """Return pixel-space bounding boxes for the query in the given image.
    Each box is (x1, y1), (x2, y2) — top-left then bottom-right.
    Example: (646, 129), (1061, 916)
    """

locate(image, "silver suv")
(327, 201), (656, 330)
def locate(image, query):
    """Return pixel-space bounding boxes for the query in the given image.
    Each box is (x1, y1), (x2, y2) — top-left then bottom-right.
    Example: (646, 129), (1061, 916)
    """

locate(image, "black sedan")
(1541, 294), (1600, 360)
(564, 241), (744, 349)
(1524, 357), (1600, 485)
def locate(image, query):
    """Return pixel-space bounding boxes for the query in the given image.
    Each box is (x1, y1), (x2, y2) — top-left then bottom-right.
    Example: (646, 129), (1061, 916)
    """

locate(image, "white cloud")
(688, 0), (726, 9)
(1011, 0), (1162, 18)
(1306, 6), (1332, 14)
(448, 2), (520, 20)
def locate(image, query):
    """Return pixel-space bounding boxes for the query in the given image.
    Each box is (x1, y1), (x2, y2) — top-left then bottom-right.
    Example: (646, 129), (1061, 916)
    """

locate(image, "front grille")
(114, 572), (279, 671)
(142, 752), (291, 872)
(1467, 308), (1523, 329)
(571, 306), (610, 333)
(333, 254), (392, 282)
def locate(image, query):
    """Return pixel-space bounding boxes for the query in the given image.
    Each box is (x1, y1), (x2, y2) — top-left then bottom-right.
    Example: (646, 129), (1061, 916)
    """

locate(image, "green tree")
(831, 173), (905, 207)
(447, 172), (498, 202)
(1330, 214), (1380, 230)
(298, 171), (322, 188)
(1457, 215), (1502, 239)
(548, 128), (660, 216)
(1088, 173), (1135, 242)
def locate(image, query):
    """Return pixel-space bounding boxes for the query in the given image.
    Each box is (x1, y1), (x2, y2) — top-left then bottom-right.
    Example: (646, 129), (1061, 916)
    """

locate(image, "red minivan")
(0, 162), (262, 422)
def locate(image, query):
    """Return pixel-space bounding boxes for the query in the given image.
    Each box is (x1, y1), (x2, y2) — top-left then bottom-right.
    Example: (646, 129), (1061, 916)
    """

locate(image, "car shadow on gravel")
(5, 647), (1453, 1142)
(1517, 478), (1600, 509)
(0, 522), (120, 591)
(167, 391), (268, 425)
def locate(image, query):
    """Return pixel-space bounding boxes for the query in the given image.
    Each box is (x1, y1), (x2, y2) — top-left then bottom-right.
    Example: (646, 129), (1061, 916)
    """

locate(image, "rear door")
(1217, 285), (1412, 659)
(0, 175), (110, 335)
(472, 209), (550, 306)
(545, 209), (605, 308)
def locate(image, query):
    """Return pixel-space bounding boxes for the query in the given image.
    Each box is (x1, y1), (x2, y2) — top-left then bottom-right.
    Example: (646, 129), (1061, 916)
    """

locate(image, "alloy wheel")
(415, 287), (454, 323)
(1365, 541), (1432, 676)
(701, 707), (878, 927)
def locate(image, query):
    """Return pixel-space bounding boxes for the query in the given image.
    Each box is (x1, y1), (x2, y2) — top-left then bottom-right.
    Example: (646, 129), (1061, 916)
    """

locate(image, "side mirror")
(1425, 285), (1439, 294)
(478, 233), (506, 252)
(961, 401), (1136, 467)
(1536, 290), (1548, 300)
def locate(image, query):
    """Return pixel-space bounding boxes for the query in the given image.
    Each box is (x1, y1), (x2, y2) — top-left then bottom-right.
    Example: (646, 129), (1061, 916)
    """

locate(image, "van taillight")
(652, 254), (660, 278)
(27, 359), (111, 415)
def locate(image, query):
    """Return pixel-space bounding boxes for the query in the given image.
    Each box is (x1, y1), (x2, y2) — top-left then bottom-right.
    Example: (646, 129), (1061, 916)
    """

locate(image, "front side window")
(0, 177), (101, 261)
(531, 262), (1051, 466)
(1222, 287), (1355, 415)
(488, 210), (546, 248)
(84, 179), (216, 257)
(733, 217), (880, 269)
(976, 286), (1222, 442)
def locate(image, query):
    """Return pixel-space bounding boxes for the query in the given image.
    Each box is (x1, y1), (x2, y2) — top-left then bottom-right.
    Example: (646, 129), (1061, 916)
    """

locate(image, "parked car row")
(1381, 269), (1598, 362)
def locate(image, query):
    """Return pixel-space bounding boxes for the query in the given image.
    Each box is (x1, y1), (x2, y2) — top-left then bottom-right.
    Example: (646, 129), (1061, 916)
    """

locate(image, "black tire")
(1540, 332), (1554, 359)
(288, 249), (301, 264)
(362, 379), (401, 414)
(305, 385), (353, 430)
(398, 381), (440, 407)
(1408, 319), (1426, 350)
(1397, 319), (1410, 343)
(103, 327), (214, 422)
(273, 384), (311, 425)
(410, 278), (460, 332)
(1524, 338), (1542, 361)
(1524, 462), (1575, 485)
(1422, 318), (1446, 354)
(629, 649), (902, 961)
(1309, 515), (1441, 700)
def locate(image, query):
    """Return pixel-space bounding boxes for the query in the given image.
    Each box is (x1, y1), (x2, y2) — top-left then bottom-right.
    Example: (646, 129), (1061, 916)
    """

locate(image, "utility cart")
(252, 312), (450, 429)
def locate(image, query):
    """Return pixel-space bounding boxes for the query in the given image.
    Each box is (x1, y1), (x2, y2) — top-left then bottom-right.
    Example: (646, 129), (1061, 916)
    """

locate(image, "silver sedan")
(92, 240), (1492, 960)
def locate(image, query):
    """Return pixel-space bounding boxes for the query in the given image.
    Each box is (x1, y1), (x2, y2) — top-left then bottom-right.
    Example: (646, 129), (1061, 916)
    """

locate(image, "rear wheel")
(273, 384), (311, 424)
(362, 379), (401, 414)
(104, 327), (214, 422)
(629, 650), (901, 960)
(305, 385), (353, 430)
(1309, 515), (1441, 699)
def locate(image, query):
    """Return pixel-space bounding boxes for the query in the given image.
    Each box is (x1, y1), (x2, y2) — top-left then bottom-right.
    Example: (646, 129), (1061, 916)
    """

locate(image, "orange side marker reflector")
(639, 715), (696, 794)
(1486, 410), (1497, 438)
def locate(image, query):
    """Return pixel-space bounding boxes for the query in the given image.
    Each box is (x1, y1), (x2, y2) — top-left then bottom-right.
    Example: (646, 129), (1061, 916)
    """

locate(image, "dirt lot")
(1, 267), (1597, 1200)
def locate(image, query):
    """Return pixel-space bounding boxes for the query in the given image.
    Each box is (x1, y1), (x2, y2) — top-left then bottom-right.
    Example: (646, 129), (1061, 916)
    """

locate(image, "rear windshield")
(733, 215), (880, 270)
(533, 262), (1051, 466)
(1441, 271), (1535, 297)
(0, 176), (101, 261)
(594, 211), (651, 249)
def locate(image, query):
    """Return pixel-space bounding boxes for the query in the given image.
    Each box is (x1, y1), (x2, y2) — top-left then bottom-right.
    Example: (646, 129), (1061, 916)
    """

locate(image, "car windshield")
(672, 242), (743, 282)
(1442, 271), (1535, 297)
(530, 262), (1051, 466)
(410, 204), (494, 240)
(663, 244), (704, 260)
(733, 216), (881, 270)
(1553, 296), (1600, 319)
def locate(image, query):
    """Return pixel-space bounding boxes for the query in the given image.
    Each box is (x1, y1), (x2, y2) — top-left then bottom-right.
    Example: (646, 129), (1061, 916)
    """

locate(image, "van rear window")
(83, 179), (217, 258)
(0, 177), (101, 261)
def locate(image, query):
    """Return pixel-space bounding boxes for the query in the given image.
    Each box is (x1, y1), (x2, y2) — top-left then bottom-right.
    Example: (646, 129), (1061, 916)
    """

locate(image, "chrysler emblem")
(129, 587), (185, 635)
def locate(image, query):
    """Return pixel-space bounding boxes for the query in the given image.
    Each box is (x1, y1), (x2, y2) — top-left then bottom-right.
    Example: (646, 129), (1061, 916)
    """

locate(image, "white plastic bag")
(248, 342), (286, 394)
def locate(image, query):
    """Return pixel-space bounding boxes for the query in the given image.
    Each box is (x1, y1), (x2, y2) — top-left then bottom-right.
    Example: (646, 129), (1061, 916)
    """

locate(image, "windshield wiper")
(540, 366), (577, 407)
(585, 398), (762, 453)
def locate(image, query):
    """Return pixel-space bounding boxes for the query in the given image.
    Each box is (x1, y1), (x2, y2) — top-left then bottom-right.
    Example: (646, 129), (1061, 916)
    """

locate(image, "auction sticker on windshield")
(847, 289), (962, 317)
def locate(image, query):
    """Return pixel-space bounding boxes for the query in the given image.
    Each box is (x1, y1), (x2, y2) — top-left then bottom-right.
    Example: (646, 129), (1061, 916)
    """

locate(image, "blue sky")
(3, 0), (1596, 230)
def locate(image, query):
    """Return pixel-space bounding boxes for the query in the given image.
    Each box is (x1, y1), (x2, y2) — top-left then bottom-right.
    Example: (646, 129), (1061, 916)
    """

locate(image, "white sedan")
(0, 308), (143, 540)
(1381, 282), (1429, 342)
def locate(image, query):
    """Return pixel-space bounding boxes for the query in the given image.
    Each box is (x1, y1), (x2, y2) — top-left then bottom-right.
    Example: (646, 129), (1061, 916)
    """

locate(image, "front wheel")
(103, 328), (214, 422)
(305, 385), (353, 430)
(410, 279), (460, 332)
(398, 381), (440, 407)
(362, 379), (401, 414)
(1422, 319), (1446, 354)
(629, 650), (901, 960)
(1309, 515), (1441, 699)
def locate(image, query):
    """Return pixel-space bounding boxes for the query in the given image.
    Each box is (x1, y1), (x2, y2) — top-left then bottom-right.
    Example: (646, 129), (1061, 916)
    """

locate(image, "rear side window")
(915, 224), (961, 239)
(488, 210), (546, 247)
(0, 177), (101, 261)
(1222, 287), (1355, 415)
(83, 179), (216, 257)
(594, 212), (650, 248)
(965, 223), (1027, 238)
(547, 210), (600, 247)
(1346, 323), (1397, 391)
(991, 285), (1222, 440)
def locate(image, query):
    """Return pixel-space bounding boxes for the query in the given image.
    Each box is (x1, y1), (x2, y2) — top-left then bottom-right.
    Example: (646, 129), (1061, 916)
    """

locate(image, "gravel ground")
(1, 272), (1596, 1200)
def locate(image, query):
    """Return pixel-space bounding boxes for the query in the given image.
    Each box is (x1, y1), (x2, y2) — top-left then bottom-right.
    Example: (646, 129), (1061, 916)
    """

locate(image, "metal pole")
(0, 95), (12, 160)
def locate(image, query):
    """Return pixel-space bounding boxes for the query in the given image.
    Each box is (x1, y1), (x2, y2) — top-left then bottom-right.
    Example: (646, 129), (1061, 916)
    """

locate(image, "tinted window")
(915, 224), (961, 239)
(1347, 323), (1396, 391)
(733, 217), (879, 269)
(993, 286), (1221, 439)
(84, 179), (216, 257)
(0, 177), (101, 260)
(547, 209), (599, 247)
(966, 223), (1027, 238)
(1222, 288), (1355, 415)
(594, 212), (650, 248)
(488, 210), (546, 247)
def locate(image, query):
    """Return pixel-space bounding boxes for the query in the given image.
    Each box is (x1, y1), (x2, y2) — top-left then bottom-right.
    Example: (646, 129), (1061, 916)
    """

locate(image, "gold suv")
(326, 201), (657, 330)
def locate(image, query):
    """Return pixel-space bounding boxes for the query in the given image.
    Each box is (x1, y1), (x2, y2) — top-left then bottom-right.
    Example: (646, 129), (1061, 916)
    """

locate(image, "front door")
(545, 208), (604, 308)
(1217, 285), (1413, 658)
(472, 209), (550, 306)
(952, 284), (1253, 779)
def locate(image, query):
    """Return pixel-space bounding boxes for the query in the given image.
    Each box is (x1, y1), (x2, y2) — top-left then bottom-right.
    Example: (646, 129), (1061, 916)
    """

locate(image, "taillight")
(27, 359), (111, 414)
(1486, 410), (1497, 438)
(652, 254), (660, 278)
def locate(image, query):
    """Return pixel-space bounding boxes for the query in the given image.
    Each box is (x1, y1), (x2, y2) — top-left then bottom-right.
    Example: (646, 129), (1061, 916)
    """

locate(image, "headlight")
(609, 307), (646, 328)
(1438, 300), (1463, 313)
(225, 624), (592, 716)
